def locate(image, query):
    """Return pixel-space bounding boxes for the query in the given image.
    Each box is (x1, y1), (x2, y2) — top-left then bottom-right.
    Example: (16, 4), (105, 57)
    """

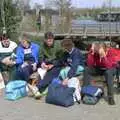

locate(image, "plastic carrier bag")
(5, 80), (28, 101)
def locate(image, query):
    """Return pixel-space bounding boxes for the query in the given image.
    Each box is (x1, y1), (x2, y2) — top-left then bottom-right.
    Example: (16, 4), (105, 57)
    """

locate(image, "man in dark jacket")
(83, 43), (117, 105)
(59, 38), (84, 83)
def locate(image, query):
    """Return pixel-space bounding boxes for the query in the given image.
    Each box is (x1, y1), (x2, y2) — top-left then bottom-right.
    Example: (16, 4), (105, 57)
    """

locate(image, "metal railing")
(70, 22), (120, 37)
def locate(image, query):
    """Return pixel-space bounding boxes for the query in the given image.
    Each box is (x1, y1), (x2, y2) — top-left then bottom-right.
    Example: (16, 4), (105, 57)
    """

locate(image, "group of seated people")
(0, 32), (120, 105)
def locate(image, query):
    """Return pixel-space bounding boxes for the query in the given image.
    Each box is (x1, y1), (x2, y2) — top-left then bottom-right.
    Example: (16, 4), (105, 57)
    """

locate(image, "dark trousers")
(0, 63), (16, 81)
(37, 67), (61, 93)
(83, 66), (116, 97)
(16, 65), (33, 82)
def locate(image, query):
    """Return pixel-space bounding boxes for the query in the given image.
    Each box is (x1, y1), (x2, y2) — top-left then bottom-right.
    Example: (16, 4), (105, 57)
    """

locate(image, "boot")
(108, 96), (115, 105)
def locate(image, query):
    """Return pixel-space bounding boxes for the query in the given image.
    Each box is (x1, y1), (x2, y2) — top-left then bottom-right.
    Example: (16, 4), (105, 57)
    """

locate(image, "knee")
(104, 69), (114, 76)
(84, 66), (90, 73)
(60, 67), (70, 75)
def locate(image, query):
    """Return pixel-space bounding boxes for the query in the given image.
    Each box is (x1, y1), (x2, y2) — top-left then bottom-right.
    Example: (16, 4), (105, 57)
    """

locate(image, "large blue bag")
(46, 83), (75, 107)
(5, 80), (28, 101)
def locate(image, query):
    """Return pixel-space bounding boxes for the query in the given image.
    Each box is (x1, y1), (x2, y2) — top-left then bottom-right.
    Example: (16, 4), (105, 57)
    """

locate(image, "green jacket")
(40, 41), (63, 63)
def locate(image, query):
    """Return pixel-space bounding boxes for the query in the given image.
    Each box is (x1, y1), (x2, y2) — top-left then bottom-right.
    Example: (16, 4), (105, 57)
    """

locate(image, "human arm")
(67, 50), (84, 79)
(99, 48), (116, 68)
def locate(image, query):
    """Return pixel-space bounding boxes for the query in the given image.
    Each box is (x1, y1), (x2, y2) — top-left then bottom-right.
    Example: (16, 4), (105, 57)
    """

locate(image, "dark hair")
(1, 34), (9, 41)
(44, 32), (54, 39)
(61, 38), (74, 48)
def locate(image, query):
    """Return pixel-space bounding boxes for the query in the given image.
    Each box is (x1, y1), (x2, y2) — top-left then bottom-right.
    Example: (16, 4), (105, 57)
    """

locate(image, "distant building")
(24, 8), (59, 29)
(96, 12), (120, 21)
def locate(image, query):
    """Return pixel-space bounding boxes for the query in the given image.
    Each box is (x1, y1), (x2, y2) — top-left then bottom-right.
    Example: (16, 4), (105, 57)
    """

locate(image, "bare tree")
(44, 0), (72, 33)
(0, 0), (22, 40)
(54, 0), (72, 33)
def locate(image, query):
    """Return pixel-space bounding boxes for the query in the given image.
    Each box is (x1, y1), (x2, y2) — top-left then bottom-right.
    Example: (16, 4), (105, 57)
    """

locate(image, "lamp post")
(1, 0), (6, 34)
(108, 0), (112, 43)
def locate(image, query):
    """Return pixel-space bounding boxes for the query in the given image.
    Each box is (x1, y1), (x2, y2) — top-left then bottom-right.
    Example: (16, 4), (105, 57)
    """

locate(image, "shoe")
(34, 91), (42, 100)
(28, 84), (42, 99)
(76, 100), (80, 104)
(117, 84), (120, 93)
(108, 97), (115, 105)
(41, 88), (48, 96)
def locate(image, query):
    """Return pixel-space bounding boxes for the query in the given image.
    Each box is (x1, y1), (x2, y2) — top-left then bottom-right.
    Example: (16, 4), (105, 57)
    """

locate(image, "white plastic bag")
(68, 77), (81, 102)
(37, 68), (47, 80)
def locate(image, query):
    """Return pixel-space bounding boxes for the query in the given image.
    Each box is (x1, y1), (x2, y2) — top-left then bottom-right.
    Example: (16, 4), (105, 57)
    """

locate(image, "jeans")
(16, 64), (33, 82)
(37, 67), (61, 93)
(83, 66), (116, 97)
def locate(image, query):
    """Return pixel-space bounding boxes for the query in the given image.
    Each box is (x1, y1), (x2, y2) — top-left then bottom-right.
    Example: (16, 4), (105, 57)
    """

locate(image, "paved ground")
(0, 92), (120, 120)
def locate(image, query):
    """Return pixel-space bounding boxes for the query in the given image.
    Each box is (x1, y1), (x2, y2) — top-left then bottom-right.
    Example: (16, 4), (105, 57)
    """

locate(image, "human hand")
(90, 43), (96, 54)
(62, 78), (69, 86)
(47, 64), (54, 70)
(1, 57), (15, 66)
(7, 60), (16, 66)
(1, 56), (11, 65)
(21, 62), (28, 68)
(99, 47), (106, 58)
(32, 63), (37, 71)
(41, 62), (49, 69)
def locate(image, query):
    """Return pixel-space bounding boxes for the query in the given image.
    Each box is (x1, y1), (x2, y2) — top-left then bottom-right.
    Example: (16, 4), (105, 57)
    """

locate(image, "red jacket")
(110, 48), (120, 63)
(87, 48), (117, 69)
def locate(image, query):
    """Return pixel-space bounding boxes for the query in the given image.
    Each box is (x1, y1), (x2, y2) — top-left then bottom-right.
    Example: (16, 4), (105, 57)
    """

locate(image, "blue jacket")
(15, 42), (40, 65)
(64, 48), (84, 79)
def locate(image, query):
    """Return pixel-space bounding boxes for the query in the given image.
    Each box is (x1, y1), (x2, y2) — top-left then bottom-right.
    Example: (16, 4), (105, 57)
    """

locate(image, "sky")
(30, 0), (120, 8)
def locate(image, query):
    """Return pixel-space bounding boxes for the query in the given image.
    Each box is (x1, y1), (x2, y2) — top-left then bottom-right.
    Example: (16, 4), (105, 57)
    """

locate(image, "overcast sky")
(30, 0), (120, 8)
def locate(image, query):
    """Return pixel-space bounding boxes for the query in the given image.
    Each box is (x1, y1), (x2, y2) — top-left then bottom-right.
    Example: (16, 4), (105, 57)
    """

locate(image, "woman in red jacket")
(83, 43), (117, 105)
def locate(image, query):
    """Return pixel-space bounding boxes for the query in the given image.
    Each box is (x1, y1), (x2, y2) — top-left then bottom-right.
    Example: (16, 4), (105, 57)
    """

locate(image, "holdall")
(81, 85), (103, 105)
(46, 83), (75, 107)
(82, 95), (99, 105)
(81, 85), (103, 97)
(5, 80), (28, 101)
(51, 77), (62, 85)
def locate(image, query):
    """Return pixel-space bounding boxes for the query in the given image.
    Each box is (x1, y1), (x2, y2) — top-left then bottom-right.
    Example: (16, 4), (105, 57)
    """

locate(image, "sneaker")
(41, 88), (48, 96)
(117, 84), (120, 93)
(108, 97), (115, 105)
(76, 100), (81, 104)
(27, 84), (41, 99)
(34, 91), (42, 99)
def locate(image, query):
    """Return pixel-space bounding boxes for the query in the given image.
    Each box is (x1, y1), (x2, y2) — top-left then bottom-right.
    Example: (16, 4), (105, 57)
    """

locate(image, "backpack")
(81, 85), (103, 105)
(5, 80), (28, 101)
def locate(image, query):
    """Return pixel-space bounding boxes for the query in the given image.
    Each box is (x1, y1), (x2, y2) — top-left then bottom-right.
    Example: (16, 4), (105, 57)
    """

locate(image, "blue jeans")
(37, 67), (61, 93)
(16, 64), (33, 82)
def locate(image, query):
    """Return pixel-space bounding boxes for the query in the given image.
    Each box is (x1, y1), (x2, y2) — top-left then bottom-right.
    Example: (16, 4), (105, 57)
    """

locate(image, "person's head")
(91, 43), (100, 53)
(19, 34), (30, 48)
(91, 42), (107, 53)
(44, 32), (54, 47)
(61, 38), (74, 52)
(1, 34), (10, 48)
(99, 43), (108, 51)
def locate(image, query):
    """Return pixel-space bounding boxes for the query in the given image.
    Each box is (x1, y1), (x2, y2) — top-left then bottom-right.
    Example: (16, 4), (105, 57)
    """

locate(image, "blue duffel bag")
(81, 85), (103, 97)
(46, 83), (75, 107)
(5, 80), (28, 101)
(81, 85), (103, 105)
